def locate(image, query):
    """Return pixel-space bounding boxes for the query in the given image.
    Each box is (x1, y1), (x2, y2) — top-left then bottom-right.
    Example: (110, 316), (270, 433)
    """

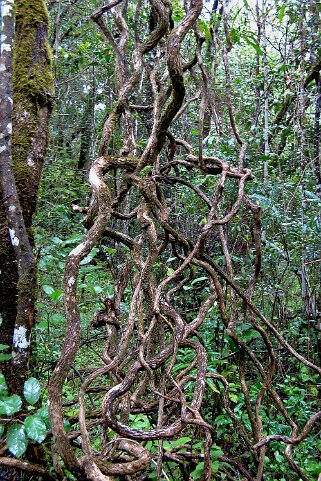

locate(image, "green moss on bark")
(13, 0), (53, 103)
(12, 0), (54, 229)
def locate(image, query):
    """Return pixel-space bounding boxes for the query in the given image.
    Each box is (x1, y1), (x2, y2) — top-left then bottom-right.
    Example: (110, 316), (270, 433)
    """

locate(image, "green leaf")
(50, 289), (62, 301)
(80, 247), (99, 265)
(230, 27), (240, 44)
(0, 344), (10, 351)
(51, 236), (63, 245)
(305, 190), (320, 201)
(211, 444), (224, 459)
(0, 424), (4, 437)
(242, 329), (261, 341)
(199, 20), (212, 44)
(274, 450), (284, 462)
(7, 424), (27, 457)
(211, 460), (220, 472)
(206, 380), (220, 393)
(24, 378), (41, 405)
(191, 462), (204, 480)
(191, 277), (207, 285)
(0, 374), (8, 396)
(162, 440), (171, 451)
(229, 393), (239, 403)
(37, 320), (49, 330)
(0, 354), (12, 361)
(35, 406), (51, 429)
(42, 285), (55, 296)
(278, 5), (286, 22)
(0, 395), (22, 415)
(24, 416), (47, 443)
(242, 34), (263, 55)
(170, 437), (192, 448)
(93, 285), (103, 294)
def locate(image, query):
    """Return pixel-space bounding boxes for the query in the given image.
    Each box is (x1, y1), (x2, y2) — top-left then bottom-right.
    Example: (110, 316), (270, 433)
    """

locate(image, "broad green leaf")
(63, 419), (71, 432)
(24, 378), (41, 405)
(0, 346), (11, 361)
(35, 406), (51, 429)
(61, 234), (83, 246)
(7, 424), (27, 457)
(229, 393), (239, 402)
(242, 329), (261, 341)
(24, 415), (47, 443)
(37, 320), (49, 330)
(170, 437), (192, 448)
(162, 440), (172, 451)
(211, 460), (220, 472)
(0, 374), (8, 396)
(211, 445), (224, 459)
(0, 395), (22, 415)
(42, 285), (55, 296)
(93, 285), (103, 294)
(191, 462), (204, 480)
(50, 289), (62, 301)
(274, 451), (284, 462)
(0, 354), (12, 361)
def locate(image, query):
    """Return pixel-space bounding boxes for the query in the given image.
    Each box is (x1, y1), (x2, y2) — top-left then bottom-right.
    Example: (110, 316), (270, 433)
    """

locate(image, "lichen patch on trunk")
(8, 228), (20, 246)
(13, 325), (30, 350)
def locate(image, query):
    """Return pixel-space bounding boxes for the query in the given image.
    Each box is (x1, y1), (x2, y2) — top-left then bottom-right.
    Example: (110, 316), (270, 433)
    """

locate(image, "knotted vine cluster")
(48, 1), (321, 481)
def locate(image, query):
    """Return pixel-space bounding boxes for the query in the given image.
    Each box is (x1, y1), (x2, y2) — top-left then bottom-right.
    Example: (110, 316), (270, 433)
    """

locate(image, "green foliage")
(0, 344), (12, 361)
(0, 375), (49, 458)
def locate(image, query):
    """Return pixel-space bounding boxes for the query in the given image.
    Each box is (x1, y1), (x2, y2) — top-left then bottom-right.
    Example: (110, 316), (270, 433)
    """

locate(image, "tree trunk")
(0, 0), (53, 393)
(0, 0), (16, 386)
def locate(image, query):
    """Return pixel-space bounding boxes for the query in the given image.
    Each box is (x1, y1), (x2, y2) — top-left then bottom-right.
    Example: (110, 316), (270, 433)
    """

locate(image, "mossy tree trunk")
(0, 0), (17, 387)
(0, 0), (53, 393)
